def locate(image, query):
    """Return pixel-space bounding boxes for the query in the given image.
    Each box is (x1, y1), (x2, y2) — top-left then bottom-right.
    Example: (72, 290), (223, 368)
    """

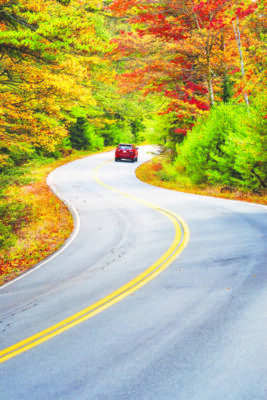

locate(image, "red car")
(115, 143), (138, 162)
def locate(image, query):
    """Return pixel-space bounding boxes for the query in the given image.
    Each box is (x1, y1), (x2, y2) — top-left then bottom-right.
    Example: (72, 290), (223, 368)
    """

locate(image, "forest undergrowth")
(136, 156), (267, 205)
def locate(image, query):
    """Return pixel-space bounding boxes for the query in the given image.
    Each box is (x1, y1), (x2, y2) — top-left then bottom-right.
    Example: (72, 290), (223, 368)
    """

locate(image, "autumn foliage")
(109, 0), (266, 134)
(0, 0), (112, 165)
(0, 0), (266, 284)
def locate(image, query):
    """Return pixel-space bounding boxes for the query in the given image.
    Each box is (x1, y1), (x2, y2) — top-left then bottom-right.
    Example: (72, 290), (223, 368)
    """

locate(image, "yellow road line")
(0, 160), (190, 364)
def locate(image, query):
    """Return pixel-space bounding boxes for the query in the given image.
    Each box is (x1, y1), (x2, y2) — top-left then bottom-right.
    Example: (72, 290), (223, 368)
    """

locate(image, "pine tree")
(69, 117), (91, 150)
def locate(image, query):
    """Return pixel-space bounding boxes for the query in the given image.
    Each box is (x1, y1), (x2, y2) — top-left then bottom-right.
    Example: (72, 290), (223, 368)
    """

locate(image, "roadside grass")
(0, 149), (113, 286)
(136, 156), (267, 205)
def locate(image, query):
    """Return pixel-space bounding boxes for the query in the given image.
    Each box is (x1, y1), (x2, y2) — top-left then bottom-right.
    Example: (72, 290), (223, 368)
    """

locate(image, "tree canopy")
(109, 0), (266, 134)
(0, 0), (266, 187)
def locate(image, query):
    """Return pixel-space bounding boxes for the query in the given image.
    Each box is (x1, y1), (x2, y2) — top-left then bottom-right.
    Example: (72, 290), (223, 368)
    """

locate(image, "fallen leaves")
(0, 168), (73, 286)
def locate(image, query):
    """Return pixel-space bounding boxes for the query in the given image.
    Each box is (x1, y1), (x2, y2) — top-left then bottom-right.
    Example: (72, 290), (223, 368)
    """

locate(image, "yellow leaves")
(15, 0), (46, 13)
(0, 176), (74, 285)
(0, 51), (97, 151)
(0, 154), (9, 169)
(0, 0), (117, 156)
(30, 131), (66, 152)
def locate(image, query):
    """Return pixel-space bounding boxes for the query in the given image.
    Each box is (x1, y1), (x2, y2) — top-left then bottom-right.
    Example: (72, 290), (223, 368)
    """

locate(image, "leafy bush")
(0, 167), (32, 195)
(0, 142), (35, 172)
(0, 201), (31, 249)
(156, 161), (178, 182)
(176, 100), (267, 190)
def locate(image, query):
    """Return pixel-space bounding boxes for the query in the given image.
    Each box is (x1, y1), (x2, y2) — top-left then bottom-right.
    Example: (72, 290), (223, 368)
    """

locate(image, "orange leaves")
(107, 0), (137, 16)
(0, 180), (73, 286)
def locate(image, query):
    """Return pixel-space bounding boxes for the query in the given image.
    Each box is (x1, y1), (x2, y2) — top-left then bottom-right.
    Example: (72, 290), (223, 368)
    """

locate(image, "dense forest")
(0, 0), (266, 279)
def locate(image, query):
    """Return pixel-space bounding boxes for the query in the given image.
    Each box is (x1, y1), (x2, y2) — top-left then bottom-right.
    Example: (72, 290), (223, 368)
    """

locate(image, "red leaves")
(165, 90), (180, 100)
(185, 82), (208, 95)
(186, 97), (210, 110)
(164, 85), (209, 111)
(229, 67), (241, 75)
(132, 12), (188, 41)
(107, 0), (137, 16)
(109, 0), (261, 132)
(236, 4), (258, 19)
(174, 128), (187, 135)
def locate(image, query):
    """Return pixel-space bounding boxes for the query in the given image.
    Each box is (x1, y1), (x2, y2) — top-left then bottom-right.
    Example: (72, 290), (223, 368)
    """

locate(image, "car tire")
(115, 158), (119, 162)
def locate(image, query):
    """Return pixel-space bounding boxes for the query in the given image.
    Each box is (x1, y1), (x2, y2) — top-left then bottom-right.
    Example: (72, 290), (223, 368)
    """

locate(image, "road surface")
(1, 146), (267, 400)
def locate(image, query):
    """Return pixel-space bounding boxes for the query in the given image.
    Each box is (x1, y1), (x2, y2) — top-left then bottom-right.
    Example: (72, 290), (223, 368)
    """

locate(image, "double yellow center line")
(0, 161), (189, 364)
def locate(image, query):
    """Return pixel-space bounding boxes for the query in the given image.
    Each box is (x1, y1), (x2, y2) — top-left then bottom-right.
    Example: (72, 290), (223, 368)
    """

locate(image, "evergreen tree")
(222, 74), (234, 103)
(69, 117), (91, 150)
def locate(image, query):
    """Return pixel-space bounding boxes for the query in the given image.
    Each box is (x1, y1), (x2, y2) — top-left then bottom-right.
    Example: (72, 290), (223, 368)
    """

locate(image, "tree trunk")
(233, 15), (249, 107)
(207, 73), (215, 106)
(251, 168), (266, 188)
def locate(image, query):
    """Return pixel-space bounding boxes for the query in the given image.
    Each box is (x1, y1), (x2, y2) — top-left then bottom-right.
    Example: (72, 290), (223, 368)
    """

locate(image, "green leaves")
(176, 99), (267, 189)
(69, 117), (104, 150)
(57, 0), (71, 4)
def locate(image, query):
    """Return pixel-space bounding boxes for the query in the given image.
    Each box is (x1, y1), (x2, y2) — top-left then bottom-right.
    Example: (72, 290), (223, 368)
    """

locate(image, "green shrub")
(156, 162), (178, 182)
(0, 221), (16, 249)
(0, 201), (31, 249)
(0, 142), (35, 173)
(0, 167), (32, 195)
(176, 100), (267, 190)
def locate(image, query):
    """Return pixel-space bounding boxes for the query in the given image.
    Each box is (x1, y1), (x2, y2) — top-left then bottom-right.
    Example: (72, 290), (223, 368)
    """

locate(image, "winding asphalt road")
(1, 146), (267, 400)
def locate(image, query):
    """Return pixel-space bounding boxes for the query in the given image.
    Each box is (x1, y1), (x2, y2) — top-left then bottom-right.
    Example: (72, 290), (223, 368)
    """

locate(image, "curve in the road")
(0, 160), (190, 364)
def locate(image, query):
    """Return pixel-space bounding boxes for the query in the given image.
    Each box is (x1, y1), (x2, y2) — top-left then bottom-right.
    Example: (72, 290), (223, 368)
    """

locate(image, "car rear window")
(118, 144), (132, 149)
